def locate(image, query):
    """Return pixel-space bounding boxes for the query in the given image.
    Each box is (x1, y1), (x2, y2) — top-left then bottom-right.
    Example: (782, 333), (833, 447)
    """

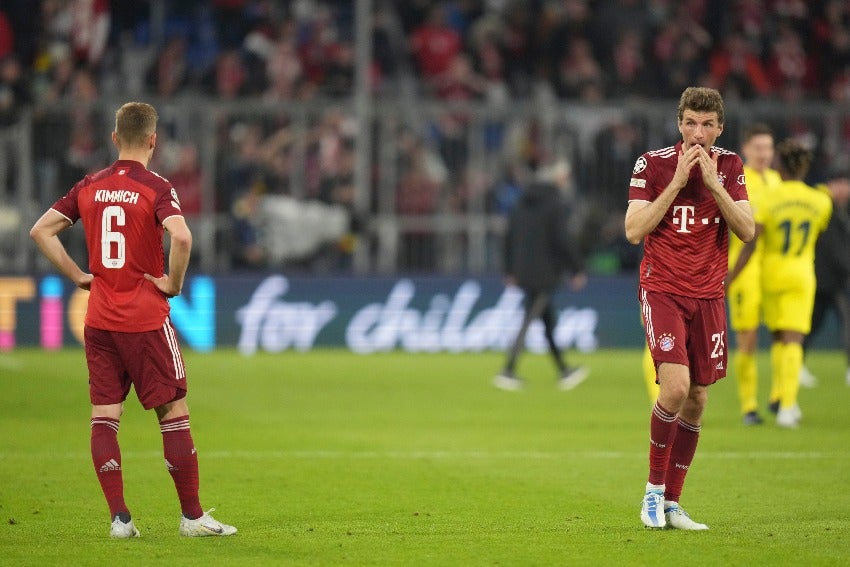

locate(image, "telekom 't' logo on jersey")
(672, 205), (721, 233)
(673, 206), (695, 233)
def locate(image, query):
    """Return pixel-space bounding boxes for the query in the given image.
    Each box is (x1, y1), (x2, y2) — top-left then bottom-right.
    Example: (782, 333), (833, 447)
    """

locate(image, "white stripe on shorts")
(641, 288), (655, 349)
(162, 318), (185, 381)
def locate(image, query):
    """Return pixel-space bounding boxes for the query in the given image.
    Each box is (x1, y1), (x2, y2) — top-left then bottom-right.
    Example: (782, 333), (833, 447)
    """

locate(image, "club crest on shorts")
(658, 333), (675, 352)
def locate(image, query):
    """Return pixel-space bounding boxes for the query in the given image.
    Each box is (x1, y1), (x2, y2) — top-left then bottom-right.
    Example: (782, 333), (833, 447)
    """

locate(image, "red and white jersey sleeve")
(51, 160), (185, 332)
(628, 142), (748, 299)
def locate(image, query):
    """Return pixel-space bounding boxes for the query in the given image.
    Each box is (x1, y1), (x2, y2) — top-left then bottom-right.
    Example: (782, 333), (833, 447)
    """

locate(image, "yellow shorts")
(762, 287), (815, 334)
(727, 279), (761, 331)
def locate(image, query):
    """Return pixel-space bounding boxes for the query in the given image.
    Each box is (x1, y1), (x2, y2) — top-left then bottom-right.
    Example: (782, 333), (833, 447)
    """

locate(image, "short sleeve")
(726, 155), (748, 202)
(50, 180), (83, 223)
(155, 184), (184, 225)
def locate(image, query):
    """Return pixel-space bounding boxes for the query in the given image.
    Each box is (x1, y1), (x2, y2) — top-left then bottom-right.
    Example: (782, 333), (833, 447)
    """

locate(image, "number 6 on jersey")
(102, 205), (126, 268)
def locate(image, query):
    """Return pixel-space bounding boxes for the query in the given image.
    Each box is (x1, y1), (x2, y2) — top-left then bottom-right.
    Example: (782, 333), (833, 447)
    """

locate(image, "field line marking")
(0, 450), (843, 460)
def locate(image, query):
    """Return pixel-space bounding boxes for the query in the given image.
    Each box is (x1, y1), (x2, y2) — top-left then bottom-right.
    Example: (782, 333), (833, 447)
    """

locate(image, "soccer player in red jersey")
(625, 87), (755, 530)
(30, 102), (236, 538)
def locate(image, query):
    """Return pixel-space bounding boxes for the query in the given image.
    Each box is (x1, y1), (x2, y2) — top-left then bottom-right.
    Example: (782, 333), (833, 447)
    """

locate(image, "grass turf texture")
(1, 348), (848, 566)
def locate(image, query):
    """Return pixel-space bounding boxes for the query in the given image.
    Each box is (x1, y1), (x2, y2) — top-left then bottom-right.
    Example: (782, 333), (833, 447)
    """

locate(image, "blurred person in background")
(145, 35), (190, 99)
(410, 4), (462, 82)
(708, 32), (772, 100)
(204, 49), (248, 99)
(766, 25), (818, 102)
(726, 123), (782, 426)
(0, 54), (30, 202)
(154, 140), (203, 219)
(801, 173), (850, 387)
(0, 53), (29, 269)
(0, 8), (13, 61)
(493, 160), (588, 392)
(730, 140), (832, 428)
(70, 0), (110, 71)
(553, 36), (605, 101)
(395, 134), (443, 272)
(63, 68), (108, 193)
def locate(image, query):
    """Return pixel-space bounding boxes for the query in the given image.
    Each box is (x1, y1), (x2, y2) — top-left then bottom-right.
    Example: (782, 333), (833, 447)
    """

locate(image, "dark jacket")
(815, 200), (850, 293)
(503, 181), (583, 293)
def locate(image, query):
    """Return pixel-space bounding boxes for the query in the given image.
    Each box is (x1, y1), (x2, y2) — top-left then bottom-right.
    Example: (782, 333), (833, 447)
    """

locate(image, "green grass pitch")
(1, 348), (849, 566)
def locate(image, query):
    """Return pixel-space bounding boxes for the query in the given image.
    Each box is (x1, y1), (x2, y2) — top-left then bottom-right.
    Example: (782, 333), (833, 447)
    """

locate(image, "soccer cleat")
(640, 486), (666, 528)
(798, 366), (818, 388)
(768, 400), (780, 415)
(110, 515), (140, 538)
(493, 372), (524, 391)
(664, 502), (708, 530)
(179, 509), (237, 537)
(742, 411), (763, 426)
(776, 407), (800, 429)
(557, 366), (589, 391)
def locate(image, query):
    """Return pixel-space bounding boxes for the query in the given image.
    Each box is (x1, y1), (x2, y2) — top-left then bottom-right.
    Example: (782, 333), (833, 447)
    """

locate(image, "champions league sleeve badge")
(170, 187), (182, 210)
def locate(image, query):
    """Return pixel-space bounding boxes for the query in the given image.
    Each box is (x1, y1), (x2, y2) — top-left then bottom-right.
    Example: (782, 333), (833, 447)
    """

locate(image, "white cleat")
(557, 366), (589, 391)
(664, 502), (708, 530)
(493, 373), (524, 391)
(179, 509), (237, 537)
(110, 516), (140, 538)
(640, 486), (666, 528)
(776, 407), (801, 429)
(798, 366), (818, 388)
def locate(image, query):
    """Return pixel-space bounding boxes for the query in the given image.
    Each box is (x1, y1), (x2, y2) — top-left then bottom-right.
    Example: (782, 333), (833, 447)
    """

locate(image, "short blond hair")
(115, 102), (158, 148)
(677, 87), (725, 125)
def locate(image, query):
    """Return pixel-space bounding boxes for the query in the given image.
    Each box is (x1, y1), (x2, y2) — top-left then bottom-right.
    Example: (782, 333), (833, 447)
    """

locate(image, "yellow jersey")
(756, 180), (832, 293)
(728, 166), (781, 274)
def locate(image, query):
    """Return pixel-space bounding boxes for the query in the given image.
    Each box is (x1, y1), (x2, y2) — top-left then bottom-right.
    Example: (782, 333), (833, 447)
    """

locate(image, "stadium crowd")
(2, 0), (850, 273)
(4, 1), (849, 104)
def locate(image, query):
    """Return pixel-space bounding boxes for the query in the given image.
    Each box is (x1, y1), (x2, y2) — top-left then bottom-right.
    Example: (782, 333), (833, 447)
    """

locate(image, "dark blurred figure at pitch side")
(800, 173), (850, 387)
(493, 161), (588, 391)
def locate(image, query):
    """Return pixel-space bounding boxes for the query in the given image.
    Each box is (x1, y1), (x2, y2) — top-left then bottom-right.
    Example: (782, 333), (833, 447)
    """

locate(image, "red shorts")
(639, 288), (728, 386)
(84, 318), (187, 410)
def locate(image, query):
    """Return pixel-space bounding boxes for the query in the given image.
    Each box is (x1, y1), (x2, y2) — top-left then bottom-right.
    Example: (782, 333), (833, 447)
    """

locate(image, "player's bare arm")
(726, 223), (763, 290)
(625, 146), (700, 244)
(144, 215), (192, 297)
(29, 209), (94, 290)
(695, 147), (755, 242)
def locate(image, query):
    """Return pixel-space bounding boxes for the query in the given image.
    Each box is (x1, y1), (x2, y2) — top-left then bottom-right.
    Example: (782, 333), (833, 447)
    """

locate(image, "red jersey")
(628, 141), (748, 299)
(410, 25), (461, 78)
(51, 160), (184, 331)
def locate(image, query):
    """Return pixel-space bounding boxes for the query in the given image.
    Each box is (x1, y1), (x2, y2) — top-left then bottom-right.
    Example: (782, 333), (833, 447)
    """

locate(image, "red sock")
(91, 417), (128, 517)
(664, 419), (701, 503)
(648, 401), (678, 485)
(161, 416), (203, 519)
